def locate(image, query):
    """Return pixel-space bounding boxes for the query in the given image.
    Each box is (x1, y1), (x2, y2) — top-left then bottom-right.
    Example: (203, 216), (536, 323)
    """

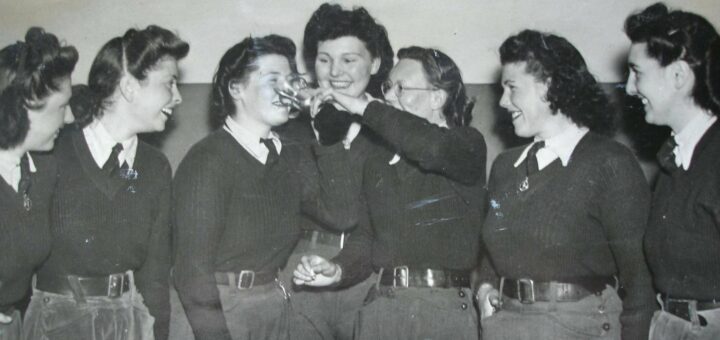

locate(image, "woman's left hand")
(313, 90), (375, 116)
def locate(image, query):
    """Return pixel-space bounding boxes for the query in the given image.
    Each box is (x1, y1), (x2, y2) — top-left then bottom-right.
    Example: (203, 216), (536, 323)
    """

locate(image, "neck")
(99, 104), (138, 142)
(0, 147), (26, 161)
(668, 100), (711, 134)
(537, 111), (576, 140)
(232, 111), (271, 138)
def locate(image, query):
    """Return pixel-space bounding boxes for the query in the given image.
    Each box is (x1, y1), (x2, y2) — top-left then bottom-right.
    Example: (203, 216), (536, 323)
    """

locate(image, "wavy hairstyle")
(71, 25), (189, 127)
(210, 35), (297, 127)
(303, 3), (393, 98)
(499, 29), (613, 134)
(625, 2), (720, 114)
(0, 27), (78, 149)
(397, 46), (474, 127)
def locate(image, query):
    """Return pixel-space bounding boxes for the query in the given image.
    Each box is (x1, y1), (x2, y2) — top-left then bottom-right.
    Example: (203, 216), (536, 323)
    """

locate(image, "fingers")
(291, 255), (340, 287)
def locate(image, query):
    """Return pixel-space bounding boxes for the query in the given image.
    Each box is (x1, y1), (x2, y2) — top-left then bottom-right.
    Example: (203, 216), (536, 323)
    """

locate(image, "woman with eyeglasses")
(625, 3), (720, 339)
(476, 30), (655, 340)
(23, 26), (188, 340)
(293, 46), (486, 340)
(280, 3), (394, 340)
(0, 27), (77, 340)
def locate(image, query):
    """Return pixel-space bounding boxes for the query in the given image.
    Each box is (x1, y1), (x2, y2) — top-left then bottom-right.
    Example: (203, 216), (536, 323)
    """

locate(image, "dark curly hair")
(499, 29), (614, 134)
(397, 46), (474, 128)
(71, 25), (189, 128)
(0, 27), (78, 149)
(302, 3), (393, 98)
(625, 2), (720, 114)
(210, 35), (297, 127)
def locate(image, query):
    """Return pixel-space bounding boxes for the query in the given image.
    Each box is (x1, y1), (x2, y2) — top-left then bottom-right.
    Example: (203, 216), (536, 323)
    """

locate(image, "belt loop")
(310, 231), (319, 249)
(498, 277), (505, 307)
(340, 232), (346, 249)
(66, 275), (87, 304)
(127, 270), (135, 300)
(688, 300), (701, 326)
(656, 294), (665, 311)
(375, 268), (383, 290)
(227, 272), (237, 295)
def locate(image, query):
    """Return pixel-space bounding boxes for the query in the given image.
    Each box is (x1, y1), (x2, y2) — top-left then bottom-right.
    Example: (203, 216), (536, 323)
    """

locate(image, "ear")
(228, 79), (245, 100)
(539, 78), (552, 103)
(669, 60), (693, 90)
(370, 57), (381, 75)
(430, 89), (448, 111)
(119, 74), (139, 102)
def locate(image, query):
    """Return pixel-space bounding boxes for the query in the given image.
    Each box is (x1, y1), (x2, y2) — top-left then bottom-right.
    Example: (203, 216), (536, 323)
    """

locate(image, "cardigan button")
(461, 303), (468, 310)
(458, 290), (466, 298)
(602, 323), (611, 331)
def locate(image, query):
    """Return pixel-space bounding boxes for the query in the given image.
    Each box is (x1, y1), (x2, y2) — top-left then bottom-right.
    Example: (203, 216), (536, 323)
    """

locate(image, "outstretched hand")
(292, 255), (342, 287)
(0, 311), (12, 324)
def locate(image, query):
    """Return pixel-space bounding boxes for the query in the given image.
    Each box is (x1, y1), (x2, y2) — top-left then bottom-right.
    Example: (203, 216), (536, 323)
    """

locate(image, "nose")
(64, 106), (75, 124)
(499, 88), (511, 110)
(625, 73), (637, 96)
(330, 61), (342, 77)
(173, 83), (183, 105)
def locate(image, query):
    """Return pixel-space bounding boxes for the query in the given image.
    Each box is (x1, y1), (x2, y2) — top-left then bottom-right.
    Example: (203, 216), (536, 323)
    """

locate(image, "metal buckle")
(238, 270), (255, 290)
(107, 273), (125, 298)
(393, 266), (409, 288)
(516, 278), (535, 304)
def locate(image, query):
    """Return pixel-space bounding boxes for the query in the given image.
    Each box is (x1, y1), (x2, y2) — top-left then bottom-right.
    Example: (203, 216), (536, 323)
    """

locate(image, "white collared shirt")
(672, 113), (717, 170)
(0, 151), (37, 192)
(83, 119), (138, 169)
(514, 124), (589, 170)
(223, 116), (282, 164)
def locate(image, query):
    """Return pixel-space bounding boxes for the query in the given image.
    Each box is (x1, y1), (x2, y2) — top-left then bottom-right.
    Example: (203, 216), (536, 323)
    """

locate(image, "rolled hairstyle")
(72, 25), (189, 127)
(0, 27), (78, 149)
(303, 3), (394, 98)
(210, 34), (297, 127)
(499, 29), (613, 134)
(625, 2), (720, 113)
(397, 46), (474, 127)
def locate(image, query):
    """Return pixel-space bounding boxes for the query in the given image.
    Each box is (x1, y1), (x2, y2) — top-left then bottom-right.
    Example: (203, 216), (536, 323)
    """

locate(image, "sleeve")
(477, 159), (500, 286)
(332, 193), (375, 288)
(172, 149), (232, 340)
(134, 160), (172, 340)
(361, 101), (486, 185)
(598, 150), (656, 340)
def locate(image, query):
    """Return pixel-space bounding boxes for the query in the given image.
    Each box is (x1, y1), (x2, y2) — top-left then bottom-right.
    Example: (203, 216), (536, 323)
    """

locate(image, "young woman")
(477, 30), (655, 340)
(282, 3), (395, 339)
(23, 25), (188, 340)
(625, 3), (720, 339)
(0, 27), (77, 340)
(172, 34), (355, 340)
(293, 46), (486, 340)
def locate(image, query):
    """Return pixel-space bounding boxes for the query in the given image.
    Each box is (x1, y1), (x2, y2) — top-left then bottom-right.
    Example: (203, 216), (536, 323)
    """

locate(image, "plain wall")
(1, 0), (719, 84)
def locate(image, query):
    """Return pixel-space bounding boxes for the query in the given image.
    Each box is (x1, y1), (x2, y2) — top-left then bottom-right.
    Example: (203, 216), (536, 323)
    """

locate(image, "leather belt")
(662, 295), (720, 322)
(37, 273), (130, 299)
(300, 229), (347, 249)
(501, 276), (616, 303)
(215, 271), (276, 290)
(379, 266), (470, 288)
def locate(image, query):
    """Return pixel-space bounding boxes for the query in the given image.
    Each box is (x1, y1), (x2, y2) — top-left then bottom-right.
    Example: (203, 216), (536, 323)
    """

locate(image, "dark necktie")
(260, 138), (279, 166)
(519, 141), (545, 192)
(526, 141), (545, 176)
(19, 153), (32, 211)
(657, 137), (680, 173)
(102, 143), (125, 176)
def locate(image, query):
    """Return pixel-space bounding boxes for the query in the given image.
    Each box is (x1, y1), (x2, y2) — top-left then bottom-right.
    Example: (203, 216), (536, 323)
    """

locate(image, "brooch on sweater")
(519, 176), (529, 192)
(23, 192), (32, 211)
(120, 168), (139, 193)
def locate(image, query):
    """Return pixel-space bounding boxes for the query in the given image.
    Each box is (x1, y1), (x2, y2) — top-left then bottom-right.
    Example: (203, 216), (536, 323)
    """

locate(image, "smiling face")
(236, 54), (293, 129)
(499, 62), (557, 139)
(315, 36), (380, 98)
(130, 57), (182, 133)
(24, 76), (74, 151)
(384, 59), (441, 124)
(626, 42), (680, 127)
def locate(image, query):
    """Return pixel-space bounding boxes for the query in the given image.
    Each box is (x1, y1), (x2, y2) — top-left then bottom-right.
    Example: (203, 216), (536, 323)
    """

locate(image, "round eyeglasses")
(381, 80), (436, 98)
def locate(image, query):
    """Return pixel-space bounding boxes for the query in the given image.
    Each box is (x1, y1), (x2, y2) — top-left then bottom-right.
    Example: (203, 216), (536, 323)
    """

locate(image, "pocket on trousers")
(545, 311), (613, 338)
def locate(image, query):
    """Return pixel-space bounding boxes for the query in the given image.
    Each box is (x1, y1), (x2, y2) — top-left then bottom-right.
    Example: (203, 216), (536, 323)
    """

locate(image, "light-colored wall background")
(2, 0), (718, 85)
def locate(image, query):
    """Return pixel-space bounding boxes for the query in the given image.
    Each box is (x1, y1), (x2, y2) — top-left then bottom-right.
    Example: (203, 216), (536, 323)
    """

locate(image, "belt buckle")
(516, 278), (535, 304)
(238, 270), (255, 290)
(107, 273), (125, 298)
(393, 266), (409, 288)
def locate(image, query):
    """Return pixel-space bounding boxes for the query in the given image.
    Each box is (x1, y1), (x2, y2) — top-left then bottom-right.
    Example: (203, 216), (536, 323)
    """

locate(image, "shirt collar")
(672, 113), (717, 170)
(0, 151), (36, 192)
(223, 116), (282, 164)
(83, 119), (138, 168)
(514, 124), (589, 169)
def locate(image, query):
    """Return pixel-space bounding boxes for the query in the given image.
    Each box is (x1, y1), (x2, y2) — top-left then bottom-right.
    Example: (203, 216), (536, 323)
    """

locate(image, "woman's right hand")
(0, 311), (12, 324)
(292, 255), (342, 287)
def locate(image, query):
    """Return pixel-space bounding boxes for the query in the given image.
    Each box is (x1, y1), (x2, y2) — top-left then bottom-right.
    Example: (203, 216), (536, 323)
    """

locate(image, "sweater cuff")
(312, 141), (348, 157)
(361, 101), (387, 130)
